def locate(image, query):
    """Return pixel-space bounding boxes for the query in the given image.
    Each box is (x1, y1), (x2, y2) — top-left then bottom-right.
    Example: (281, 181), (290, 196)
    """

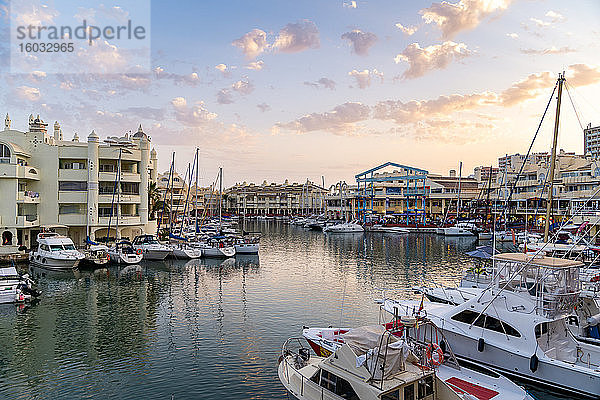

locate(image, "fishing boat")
(132, 234), (172, 260)
(323, 221), (364, 233)
(302, 321), (534, 400)
(108, 240), (143, 264)
(381, 253), (600, 398)
(0, 267), (41, 304)
(29, 232), (85, 269)
(280, 324), (482, 400)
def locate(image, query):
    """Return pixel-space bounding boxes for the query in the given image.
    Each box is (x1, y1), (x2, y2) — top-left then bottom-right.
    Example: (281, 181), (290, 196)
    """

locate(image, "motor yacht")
(302, 321), (534, 400)
(132, 234), (172, 260)
(0, 267), (41, 304)
(29, 232), (85, 269)
(108, 240), (143, 265)
(323, 221), (364, 233)
(80, 244), (110, 268)
(381, 253), (600, 398)
(280, 324), (467, 400)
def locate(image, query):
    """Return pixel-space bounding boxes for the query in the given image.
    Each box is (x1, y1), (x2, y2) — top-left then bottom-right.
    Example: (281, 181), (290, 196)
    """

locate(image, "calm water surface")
(0, 222), (574, 399)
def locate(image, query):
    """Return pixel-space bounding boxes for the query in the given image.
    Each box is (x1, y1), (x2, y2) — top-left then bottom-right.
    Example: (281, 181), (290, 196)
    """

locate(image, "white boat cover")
(342, 325), (416, 379)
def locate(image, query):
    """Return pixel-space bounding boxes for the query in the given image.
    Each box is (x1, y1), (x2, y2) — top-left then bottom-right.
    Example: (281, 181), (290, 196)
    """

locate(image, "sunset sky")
(1, 0), (600, 187)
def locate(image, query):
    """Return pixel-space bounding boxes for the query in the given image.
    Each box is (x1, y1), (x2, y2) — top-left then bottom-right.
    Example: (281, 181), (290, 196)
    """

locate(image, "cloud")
(343, 1), (357, 8)
(545, 10), (565, 23)
(231, 79), (254, 95)
(520, 46), (576, 55)
(217, 89), (234, 104)
(373, 92), (498, 123)
(15, 86), (42, 101)
(396, 23), (418, 36)
(12, 1), (58, 26)
(154, 67), (201, 86)
(232, 29), (268, 59)
(245, 60), (265, 70)
(420, 0), (511, 39)
(274, 102), (370, 134)
(273, 20), (320, 53)
(348, 69), (383, 89)
(171, 97), (217, 126)
(506, 33), (518, 39)
(215, 64), (229, 75)
(341, 30), (378, 56)
(394, 41), (471, 79)
(530, 18), (550, 28)
(498, 71), (553, 106)
(566, 64), (600, 87)
(304, 77), (336, 90)
(257, 103), (271, 112)
(121, 107), (166, 121)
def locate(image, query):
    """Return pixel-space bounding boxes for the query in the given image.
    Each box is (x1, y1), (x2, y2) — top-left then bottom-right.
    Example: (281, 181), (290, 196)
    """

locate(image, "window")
(417, 376), (434, 399)
(99, 164), (115, 172)
(59, 181), (87, 191)
(318, 370), (359, 400)
(381, 389), (400, 400)
(452, 310), (520, 337)
(404, 383), (415, 400)
(0, 143), (10, 163)
(60, 160), (86, 169)
(59, 204), (84, 215)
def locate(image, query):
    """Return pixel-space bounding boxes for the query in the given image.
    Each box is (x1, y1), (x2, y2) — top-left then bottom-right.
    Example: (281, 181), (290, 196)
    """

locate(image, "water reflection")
(0, 223), (574, 399)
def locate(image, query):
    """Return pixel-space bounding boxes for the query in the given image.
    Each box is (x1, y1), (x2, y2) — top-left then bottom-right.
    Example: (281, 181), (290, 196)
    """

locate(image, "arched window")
(594, 167), (600, 177)
(0, 143), (10, 162)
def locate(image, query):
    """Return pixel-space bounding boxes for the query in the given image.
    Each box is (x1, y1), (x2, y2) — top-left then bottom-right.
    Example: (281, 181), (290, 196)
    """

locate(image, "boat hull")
(234, 243), (259, 254)
(140, 249), (171, 260)
(202, 246), (235, 258)
(172, 247), (202, 259)
(29, 254), (81, 269)
(109, 251), (143, 265)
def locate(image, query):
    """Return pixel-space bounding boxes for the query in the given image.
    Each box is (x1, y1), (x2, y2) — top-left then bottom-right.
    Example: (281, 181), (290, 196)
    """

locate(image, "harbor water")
(0, 222), (576, 399)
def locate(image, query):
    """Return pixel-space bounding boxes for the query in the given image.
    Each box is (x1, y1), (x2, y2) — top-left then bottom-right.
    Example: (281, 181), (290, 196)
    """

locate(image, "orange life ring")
(219, 242), (224, 248)
(426, 343), (444, 366)
(136, 248), (143, 255)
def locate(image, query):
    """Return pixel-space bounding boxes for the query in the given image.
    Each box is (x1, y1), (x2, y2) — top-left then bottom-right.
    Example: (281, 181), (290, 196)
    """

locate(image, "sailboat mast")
(195, 148), (199, 235)
(457, 161), (462, 220)
(219, 167), (223, 229)
(543, 73), (565, 242)
(169, 152), (175, 236)
(116, 147), (122, 241)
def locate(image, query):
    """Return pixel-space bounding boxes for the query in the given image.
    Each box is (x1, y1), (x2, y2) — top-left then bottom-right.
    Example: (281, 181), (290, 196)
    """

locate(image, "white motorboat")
(198, 237), (235, 258)
(302, 322), (534, 400)
(108, 240), (143, 265)
(0, 267), (41, 304)
(323, 221), (364, 233)
(381, 253), (600, 398)
(280, 325), (467, 400)
(171, 242), (202, 259)
(29, 232), (85, 269)
(371, 225), (410, 234)
(442, 223), (476, 237)
(233, 236), (260, 254)
(132, 234), (172, 260)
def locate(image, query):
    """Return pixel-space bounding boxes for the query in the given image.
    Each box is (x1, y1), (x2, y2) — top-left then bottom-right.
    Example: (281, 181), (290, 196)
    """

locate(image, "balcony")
(0, 164), (40, 180)
(16, 215), (39, 227)
(99, 172), (141, 183)
(58, 191), (87, 203)
(98, 194), (141, 204)
(58, 214), (87, 226)
(17, 191), (41, 203)
(98, 216), (141, 226)
(58, 169), (87, 180)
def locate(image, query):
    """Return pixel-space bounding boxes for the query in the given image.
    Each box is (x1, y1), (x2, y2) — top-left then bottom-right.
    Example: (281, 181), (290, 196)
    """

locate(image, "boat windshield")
(50, 245), (63, 251)
(63, 244), (76, 250)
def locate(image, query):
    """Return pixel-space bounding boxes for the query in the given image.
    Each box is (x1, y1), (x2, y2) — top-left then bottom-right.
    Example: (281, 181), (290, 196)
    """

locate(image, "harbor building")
(339, 162), (479, 222)
(584, 123), (600, 158)
(487, 150), (600, 226)
(0, 114), (158, 252)
(325, 183), (359, 220)
(224, 180), (327, 216)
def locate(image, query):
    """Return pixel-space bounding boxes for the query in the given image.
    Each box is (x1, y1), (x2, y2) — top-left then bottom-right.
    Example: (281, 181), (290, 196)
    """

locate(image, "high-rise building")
(584, 123), (600, 158)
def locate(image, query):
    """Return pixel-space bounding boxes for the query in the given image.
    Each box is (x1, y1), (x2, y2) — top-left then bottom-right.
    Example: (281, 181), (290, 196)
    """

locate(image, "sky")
(1, 0), (600, 188)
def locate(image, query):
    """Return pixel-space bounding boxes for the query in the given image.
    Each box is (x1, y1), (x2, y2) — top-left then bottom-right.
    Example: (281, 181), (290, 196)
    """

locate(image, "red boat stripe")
(445, 377), (499, 400)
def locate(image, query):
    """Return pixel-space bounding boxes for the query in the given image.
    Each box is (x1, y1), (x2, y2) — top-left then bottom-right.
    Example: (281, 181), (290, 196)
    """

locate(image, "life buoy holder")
(426, 343), (444, 366)
(136, 248), (143, 255)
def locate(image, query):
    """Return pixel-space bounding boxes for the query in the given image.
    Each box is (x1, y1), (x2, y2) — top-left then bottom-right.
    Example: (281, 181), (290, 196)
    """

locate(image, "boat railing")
(280, 337), (346, 400)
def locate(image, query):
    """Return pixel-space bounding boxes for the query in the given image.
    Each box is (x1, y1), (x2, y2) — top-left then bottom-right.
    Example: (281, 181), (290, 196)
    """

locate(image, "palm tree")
(148, 182), (162, 220)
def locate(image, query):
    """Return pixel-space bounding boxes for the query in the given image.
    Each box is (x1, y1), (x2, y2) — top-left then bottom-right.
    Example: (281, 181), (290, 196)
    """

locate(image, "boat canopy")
(0, 267), (19, 279)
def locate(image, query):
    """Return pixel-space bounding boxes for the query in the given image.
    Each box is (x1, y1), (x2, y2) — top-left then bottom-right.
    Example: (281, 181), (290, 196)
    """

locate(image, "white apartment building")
(0, 114), (158, 253)
(584, 123), (600, 158)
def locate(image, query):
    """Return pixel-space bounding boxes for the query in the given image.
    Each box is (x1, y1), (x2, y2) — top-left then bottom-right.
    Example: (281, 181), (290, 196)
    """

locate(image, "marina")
(0, 221), (593, 399)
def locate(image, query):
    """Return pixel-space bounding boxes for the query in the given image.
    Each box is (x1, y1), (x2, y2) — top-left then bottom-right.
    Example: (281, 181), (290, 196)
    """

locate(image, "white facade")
(0, 114), (158, 252)
(584, 124), (600, 158)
